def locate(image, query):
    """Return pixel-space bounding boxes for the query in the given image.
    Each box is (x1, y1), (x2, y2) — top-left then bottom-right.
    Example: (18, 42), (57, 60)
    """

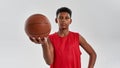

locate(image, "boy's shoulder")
(70, 31), (80, 35)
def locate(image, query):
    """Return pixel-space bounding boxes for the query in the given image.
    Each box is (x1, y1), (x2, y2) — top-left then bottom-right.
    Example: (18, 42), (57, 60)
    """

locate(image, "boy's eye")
(65, 17), (70, 19)
(58, 16), (70, 20)
(59, 16), (63, 19)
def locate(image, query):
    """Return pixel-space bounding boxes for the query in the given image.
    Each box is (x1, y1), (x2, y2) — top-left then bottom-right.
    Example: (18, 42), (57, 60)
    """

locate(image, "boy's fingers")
(29, 37), (34, 42)
(29, 37), (48, 44)
(44, 37), (47, 41)
(29, 37), (37, 43)
(38, 37), (42, 43)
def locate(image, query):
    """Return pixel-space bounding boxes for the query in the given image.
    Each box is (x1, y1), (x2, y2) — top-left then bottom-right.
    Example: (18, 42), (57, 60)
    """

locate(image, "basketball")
(25, 14), (51, 39)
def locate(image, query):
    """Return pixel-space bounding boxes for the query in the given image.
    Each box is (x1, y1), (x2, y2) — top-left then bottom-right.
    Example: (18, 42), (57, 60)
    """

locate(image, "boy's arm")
(41, 38), (54, 65)
(79, 35), (97, 68)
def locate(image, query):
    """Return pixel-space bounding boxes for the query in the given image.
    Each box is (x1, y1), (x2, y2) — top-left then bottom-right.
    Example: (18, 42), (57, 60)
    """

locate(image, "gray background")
(0, 0), (120, 68)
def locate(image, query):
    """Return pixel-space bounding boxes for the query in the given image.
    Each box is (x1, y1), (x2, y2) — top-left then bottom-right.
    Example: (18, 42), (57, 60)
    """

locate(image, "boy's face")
(56, 12), (72, 29)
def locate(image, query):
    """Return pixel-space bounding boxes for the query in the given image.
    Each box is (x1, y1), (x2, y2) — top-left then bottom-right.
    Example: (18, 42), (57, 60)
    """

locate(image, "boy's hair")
(56, 7), (72, 18)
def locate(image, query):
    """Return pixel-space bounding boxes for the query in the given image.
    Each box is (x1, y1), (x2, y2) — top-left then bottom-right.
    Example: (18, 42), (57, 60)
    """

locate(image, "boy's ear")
(55, 18), (58, 23)
(70, 19), (72, 24)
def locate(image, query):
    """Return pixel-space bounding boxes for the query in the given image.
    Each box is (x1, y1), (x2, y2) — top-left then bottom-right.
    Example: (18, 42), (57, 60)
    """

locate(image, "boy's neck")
(57, 28), (69, 37)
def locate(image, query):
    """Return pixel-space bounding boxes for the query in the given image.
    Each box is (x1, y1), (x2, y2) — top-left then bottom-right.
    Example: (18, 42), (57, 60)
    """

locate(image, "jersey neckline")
(55, 31), (71, 38)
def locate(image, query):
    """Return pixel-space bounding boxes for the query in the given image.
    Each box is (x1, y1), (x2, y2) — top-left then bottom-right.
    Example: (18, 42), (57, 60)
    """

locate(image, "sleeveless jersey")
(49, 31), (82, 68)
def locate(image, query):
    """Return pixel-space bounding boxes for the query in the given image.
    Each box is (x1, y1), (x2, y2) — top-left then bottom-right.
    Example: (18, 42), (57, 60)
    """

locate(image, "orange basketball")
(25, 14), (51, 39)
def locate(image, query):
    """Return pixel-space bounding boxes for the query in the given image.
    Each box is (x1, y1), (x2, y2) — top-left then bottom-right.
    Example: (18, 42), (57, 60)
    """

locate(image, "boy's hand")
(29, 37), (48, 45)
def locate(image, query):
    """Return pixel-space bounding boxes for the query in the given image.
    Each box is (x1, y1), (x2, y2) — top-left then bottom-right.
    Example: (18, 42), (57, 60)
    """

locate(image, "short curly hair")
(56, 7), (72, 18)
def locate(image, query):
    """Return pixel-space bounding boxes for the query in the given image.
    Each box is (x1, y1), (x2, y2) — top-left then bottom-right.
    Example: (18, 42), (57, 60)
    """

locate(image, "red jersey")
(49, 31), (82, 68)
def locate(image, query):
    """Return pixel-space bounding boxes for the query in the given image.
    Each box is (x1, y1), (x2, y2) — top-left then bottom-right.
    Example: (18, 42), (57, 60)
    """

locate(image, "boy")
(29, 7), (97, 68)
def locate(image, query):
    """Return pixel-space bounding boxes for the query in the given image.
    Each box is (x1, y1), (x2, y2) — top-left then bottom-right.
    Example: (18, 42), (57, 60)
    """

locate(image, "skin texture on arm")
(41, 38), (54, 65)
(79, 35), (97, 68)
